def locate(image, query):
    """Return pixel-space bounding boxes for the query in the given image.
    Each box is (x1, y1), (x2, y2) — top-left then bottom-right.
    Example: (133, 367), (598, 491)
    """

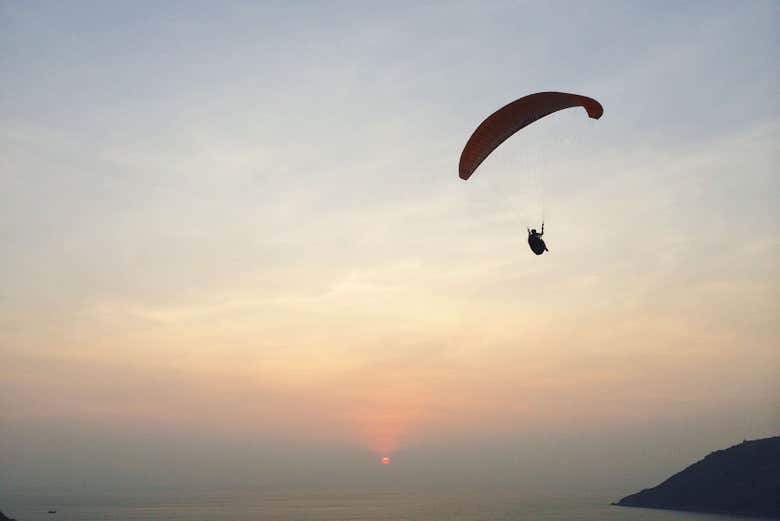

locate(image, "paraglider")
(458, 91), (603, 255)
(527, 223), (548, 255)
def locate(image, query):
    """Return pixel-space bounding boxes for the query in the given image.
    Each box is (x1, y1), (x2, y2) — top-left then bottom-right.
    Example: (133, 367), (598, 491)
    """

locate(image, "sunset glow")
(1, 1), (777, 506)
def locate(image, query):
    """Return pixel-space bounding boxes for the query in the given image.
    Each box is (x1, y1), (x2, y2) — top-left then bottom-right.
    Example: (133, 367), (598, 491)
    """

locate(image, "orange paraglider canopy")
(459, 92), (603, 180)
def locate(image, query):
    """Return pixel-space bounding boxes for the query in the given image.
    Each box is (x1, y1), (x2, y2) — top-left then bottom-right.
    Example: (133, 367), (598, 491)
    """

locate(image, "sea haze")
(4, 490), (774, 521)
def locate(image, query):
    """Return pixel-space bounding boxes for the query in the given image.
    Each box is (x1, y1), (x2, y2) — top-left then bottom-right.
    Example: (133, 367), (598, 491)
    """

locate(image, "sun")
(381, 456), (390, 465)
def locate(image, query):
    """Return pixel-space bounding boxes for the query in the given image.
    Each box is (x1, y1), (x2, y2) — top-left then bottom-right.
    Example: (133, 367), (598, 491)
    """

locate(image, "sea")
(3, 490), (773, 521)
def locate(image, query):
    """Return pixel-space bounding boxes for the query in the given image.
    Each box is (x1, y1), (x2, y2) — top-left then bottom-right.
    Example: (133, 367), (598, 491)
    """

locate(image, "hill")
(615, 436), (780, 518)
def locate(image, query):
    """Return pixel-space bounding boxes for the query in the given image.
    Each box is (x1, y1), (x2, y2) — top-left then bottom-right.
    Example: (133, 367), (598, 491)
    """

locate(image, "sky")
(1, 0), (778, 499)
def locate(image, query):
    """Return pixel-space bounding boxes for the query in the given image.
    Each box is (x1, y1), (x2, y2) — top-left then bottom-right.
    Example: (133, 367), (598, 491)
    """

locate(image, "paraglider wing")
(459, 92), (603, 180)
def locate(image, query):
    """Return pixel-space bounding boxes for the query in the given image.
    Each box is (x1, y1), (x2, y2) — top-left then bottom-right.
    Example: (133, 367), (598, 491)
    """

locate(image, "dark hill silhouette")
(0, 510), (17, 521)
(615, 436), (780, 518)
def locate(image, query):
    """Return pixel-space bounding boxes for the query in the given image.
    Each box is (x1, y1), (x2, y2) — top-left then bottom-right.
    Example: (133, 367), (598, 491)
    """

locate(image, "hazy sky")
(1, 0), (778, 498)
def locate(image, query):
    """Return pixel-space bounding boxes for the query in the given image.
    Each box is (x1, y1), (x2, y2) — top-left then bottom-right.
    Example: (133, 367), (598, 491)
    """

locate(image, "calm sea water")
(3, 491), (771, 521)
